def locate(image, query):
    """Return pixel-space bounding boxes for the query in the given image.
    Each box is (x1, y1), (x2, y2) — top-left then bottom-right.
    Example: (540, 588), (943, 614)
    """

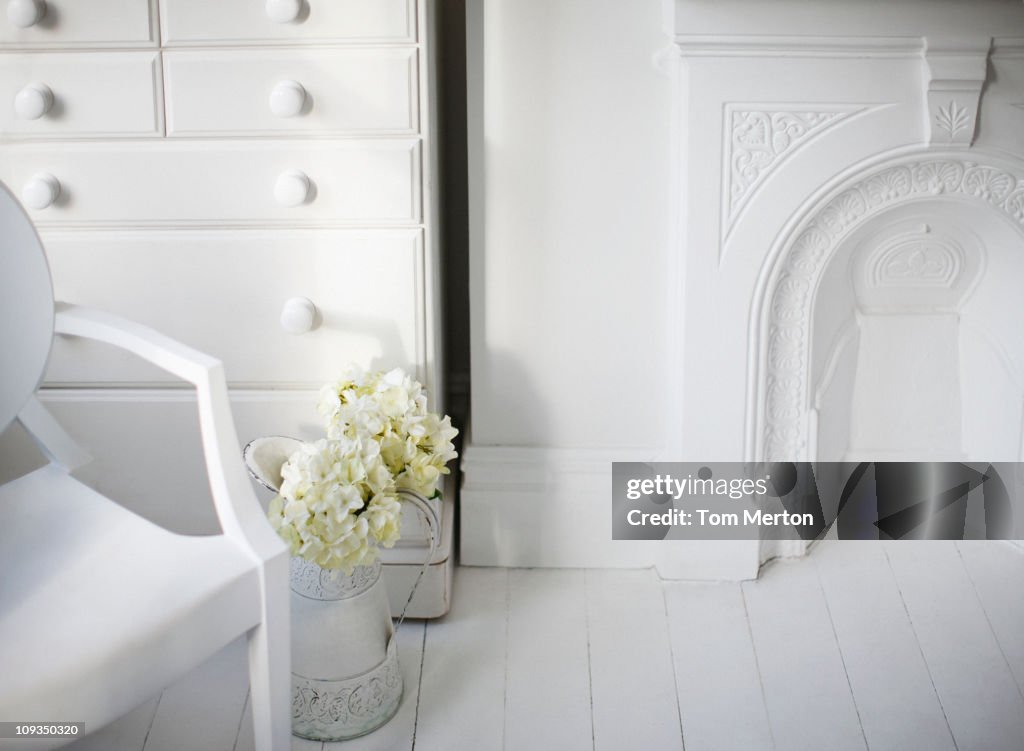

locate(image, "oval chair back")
(0, 180), (54, 433)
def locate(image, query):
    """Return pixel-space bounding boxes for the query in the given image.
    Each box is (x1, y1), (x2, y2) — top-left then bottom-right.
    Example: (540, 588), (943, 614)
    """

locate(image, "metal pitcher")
(243, 437), (440, 741)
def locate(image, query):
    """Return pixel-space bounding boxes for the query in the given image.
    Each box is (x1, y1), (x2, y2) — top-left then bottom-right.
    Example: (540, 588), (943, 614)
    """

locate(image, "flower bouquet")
(266, 366), (458, 573)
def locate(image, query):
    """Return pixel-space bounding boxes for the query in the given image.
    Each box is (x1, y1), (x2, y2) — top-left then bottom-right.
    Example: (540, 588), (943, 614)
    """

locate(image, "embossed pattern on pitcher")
(289, 557), (381, 600)
(291, 640), (403, 741)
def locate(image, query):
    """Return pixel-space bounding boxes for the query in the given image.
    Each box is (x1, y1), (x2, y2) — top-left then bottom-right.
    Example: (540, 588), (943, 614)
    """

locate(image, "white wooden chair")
(0, 181), (290, 750)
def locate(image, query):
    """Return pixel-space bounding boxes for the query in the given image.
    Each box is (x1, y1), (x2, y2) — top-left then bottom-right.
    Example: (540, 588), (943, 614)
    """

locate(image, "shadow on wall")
(437, 0), (471, 431)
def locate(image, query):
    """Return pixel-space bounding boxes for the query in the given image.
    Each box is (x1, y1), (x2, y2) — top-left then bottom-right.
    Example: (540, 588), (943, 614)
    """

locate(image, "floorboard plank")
(885, 541), (1024, 750)
(585, 569), (683, 751)
(957, 542), (1024, 698)
(813, 541), (956, 751)
(664, 581), (773, 751)
(414, 567), (508, 751)
(234, 672), (323, 751)
(505, 569), (593, 751)
(143, 639), (250, 751)
(66, 696), (160, 751)
(742, 558), (866, 751)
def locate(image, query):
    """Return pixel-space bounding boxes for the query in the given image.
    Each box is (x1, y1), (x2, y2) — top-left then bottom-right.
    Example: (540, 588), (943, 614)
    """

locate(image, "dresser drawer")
(0, 52), (161, 139)
(42, 229), (425, 385)
(0, 0), (156, 48)
(161, 0), (415, 46)
(165, 48), (417, 137)
(2, 140), (421, 226)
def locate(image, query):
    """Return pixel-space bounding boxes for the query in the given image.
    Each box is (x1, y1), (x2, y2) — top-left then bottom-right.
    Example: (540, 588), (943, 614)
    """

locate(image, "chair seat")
(0, 465), (262, 731)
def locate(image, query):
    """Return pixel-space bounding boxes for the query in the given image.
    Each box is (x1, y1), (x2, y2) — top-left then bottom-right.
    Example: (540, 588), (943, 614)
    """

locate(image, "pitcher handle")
(392, 488), (441, 631)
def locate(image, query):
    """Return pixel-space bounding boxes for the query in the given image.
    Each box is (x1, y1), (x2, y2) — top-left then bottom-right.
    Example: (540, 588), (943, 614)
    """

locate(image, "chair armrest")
(53, 303), (286, 563)
(55, 302), (222, 384)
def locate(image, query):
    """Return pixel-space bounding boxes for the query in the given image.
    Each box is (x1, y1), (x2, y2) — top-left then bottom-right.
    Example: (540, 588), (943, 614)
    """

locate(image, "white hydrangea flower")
(268, 437), (403, 573)
(271, 366), (459, 572)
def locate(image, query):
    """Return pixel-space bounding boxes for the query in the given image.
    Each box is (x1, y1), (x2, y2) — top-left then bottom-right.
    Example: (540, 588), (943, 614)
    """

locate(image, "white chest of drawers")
(0, 0), (451, 617)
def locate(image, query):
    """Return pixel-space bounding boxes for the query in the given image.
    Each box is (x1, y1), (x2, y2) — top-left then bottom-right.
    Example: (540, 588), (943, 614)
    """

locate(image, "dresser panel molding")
(160, 0), (415, 46)
(0, 0), (157, 49)
(1, 140), (422, 227)
(164, 47), (419, 137)
(0, 51), (162, 138)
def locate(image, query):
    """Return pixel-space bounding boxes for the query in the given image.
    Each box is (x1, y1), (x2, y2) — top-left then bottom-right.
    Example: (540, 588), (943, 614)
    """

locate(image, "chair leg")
(248, 556), (291, 751)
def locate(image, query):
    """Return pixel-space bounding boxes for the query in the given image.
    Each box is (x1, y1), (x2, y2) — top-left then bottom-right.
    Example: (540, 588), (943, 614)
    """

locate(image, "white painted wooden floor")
(68, 541), (1024, 751)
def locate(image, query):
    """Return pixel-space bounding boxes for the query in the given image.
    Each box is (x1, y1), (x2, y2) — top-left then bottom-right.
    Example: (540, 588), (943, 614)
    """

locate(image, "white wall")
(468, 0), (672, 449)
(459, 0), (766, 578)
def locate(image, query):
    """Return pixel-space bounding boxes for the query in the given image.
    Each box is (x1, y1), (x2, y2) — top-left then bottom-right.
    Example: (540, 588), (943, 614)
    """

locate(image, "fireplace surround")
(666, 0), (1024, 567)
(671, 2), (1024, 456)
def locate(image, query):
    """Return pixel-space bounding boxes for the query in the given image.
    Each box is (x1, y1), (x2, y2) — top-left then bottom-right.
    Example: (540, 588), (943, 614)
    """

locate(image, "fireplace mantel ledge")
(670, 0), (1024, 53)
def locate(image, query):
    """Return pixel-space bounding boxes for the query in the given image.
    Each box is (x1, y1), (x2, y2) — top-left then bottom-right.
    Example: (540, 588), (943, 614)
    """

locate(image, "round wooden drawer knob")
(7, 0), (45, 27)
(274, 170), (311, 207)
(22, 173), (60, 210)
(280, 297), (317, 334)
(14, 83), (53, 120)
(269, 80), (306, 118)
(265, 0), (302, 24)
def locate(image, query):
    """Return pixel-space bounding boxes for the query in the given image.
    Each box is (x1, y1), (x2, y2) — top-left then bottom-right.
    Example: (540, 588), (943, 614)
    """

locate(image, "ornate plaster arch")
(754, 152), (1024, 461)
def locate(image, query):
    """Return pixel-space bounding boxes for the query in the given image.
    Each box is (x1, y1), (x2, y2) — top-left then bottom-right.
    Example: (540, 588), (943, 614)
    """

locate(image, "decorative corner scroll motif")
(723, 106), (862, 241)
(924, 37), (992, 147)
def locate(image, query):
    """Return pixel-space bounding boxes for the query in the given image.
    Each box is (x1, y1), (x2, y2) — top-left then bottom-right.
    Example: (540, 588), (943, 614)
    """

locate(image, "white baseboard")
(460, 444), (760, 580)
